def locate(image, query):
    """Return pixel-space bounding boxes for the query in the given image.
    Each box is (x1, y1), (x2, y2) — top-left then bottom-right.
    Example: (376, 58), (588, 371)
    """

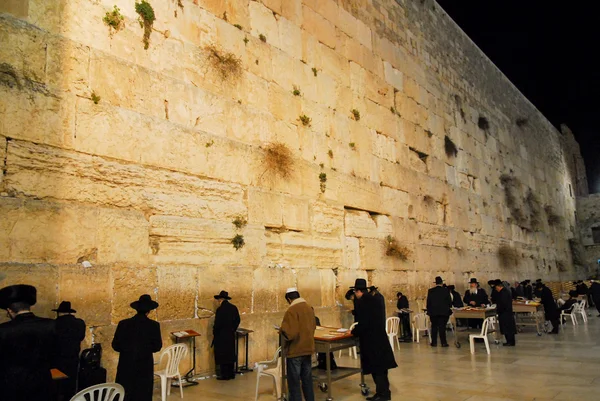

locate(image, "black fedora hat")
(434, 276), (444, 284)
(52, 301), (77, 314)
(447, 285), (455, 290)
(214, 290), (231, 300)
(469, 278), (479, 284)
(351, 278), (368, 290)
(0, 284), (37, 310)
(130, 294), (159, 312)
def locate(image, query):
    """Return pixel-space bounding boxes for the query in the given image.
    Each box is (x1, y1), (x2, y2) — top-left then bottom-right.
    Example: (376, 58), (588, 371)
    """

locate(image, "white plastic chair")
(70, 383), (124, 401)
(338, 322), (358, 359)
(576, 301), (588, 323)
(469, 317), (492, 354)
(560, 304), (577, 325)
(386, 317), (401, 351)
(412, 313), (430, 343)
(254, 347), (282, 401)
(154, 343), (188, 401)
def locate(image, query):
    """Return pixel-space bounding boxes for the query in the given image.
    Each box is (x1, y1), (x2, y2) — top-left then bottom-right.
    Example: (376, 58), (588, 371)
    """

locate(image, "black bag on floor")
(78, 343), (107, 391)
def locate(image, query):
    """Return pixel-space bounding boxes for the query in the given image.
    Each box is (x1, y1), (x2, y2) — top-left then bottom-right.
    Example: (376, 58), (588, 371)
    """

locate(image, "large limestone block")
(197, 266), (253, 315)
(149, 216), (265, 268)
(381, 187), (411, 218)
(157, 266), (198, 321)
(281, 0), (302, 25)
(301, 5), (337, 49)
(296, 268), (322, 307)
(320, 269), (336, 307)
(0, 264), (58, 322)
(369, 270), (410, 311)
(111, 265), (158, 324)
(0, 136), (6, 188)
(97, 208), (149, 265)
(309, 200), (344, 235)
(158, 317), (213, 374)
(383, 61), (403, 91)
(59, 265), (111, 327)
(344, 210), (377, 238)
(248, 189), (309, 231)
(360, 237), (414, 270)
(0, 0), (28, 17)
(277, 16), (302, 60)
(344, 236), (361, 270)
(266, 231), (343, 269)
(249, 1), (280, 48)
(253, 267), (296, 313)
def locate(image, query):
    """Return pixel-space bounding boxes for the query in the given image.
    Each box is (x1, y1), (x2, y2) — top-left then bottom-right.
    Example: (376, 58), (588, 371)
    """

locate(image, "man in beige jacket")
(280, 287), (316, 401)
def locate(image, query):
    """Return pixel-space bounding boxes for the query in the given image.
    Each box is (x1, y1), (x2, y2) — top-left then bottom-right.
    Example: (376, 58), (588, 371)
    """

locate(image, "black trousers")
(218, 363), (235, 379)
(399, 313), (412, 338)
(430, 315), (449, 345)
(372, 369), (391, 398)
(550, 319), (560, 333)
(504, 333), (516, 345)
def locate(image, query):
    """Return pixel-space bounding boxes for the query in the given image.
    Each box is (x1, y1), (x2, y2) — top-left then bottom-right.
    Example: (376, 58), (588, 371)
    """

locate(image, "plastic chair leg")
(167, 378), (172, 396)
(484, 337), (490, 355)
(160, 375), (168, 401)
(254, 374), (260, 401)
(469, 337), (475, 354)
(274, 374), (281, 399)
(178, 374), (184, 398)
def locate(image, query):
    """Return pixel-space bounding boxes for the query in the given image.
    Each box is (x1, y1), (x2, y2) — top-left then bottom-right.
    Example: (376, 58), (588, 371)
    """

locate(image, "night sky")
(436, 0), (599, 193)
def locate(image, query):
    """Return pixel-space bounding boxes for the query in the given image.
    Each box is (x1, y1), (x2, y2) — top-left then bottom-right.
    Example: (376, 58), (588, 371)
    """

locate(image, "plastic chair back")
(160, 344), (188, 377)
(413, 313), (428, 330)
(70, 383), (124, 401)
(386, 317), (400, 336)
(480, 317), (490, 336)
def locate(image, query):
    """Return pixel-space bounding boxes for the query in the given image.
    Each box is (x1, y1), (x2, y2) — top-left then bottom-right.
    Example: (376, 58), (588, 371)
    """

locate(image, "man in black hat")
(513, 281), (525, 299)
(590, 280), (600, 316)
(369, 286), (386, 327)
(534, 279), (543, 298)
(212, 290), (240, 380)
(492, 280), (516, 346)
(53, 301), (86, 398)
(576, 280), (589, 296)
(351, 279), (397, 401)
(447, 285), (463, 308)
(559, 290), (580, 318)
(535, 282), (559, 334)
(523, 280), (533, 300)
(396, 291), (412, 342)
(426, 277), (452, 348)
(112, 294), (162, 401)
(463, 278), (489, 329)
(0, 284), (57, 401)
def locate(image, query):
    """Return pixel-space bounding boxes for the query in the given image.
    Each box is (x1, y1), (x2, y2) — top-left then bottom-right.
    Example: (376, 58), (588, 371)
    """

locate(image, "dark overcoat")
(372, 290), (387, 327)
(396, 295), (409, 310)
(495, 288), (516, 335)
(112, 313), (162, 401)
(524, 284), (533, 300)
(539, 286), (559, 321)
(450, 290), (464, 308)
(463, 288), (489, 307)
(427, 286), (452, 317)
(352, 293), (397, 375)
(0, 312), (57, 401)
(590, 282), (600, 303)
(54, 314), (86, 378)
(213, 300), (241, 365)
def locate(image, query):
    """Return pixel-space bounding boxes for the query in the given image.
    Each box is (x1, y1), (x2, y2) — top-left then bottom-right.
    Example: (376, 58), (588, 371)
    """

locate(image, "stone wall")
(0, 0), (587, 377)
(576, 194), (600, 276)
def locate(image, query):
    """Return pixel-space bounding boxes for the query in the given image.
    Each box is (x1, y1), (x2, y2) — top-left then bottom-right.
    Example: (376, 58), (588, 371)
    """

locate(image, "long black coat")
(495, 288), (516, 335)
(590, 282), (600, 303)
(450, 290), (464, 308)
(352, 293), (397, 375)
(213, 300), (240, 365)
(427, 286), (452, 317)
(54, 314), (86, 378)
(112, 313), (162, 401)
(539, 286), (559, 321)
(463, 288), (489, 307)
(372, 290), (387, 327)
(524, 284), (533, 300)
(0, 312), (57, 401)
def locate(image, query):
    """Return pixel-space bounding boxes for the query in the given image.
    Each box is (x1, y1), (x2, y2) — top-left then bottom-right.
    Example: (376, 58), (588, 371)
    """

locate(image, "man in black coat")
(492, 280), (516, 346)
(463, 278), (489, 328)
(447, 285), (463, 308)
(559, 290), (580, 316)
(396, 291), (412, 341)
(426, 276), (452, 347)
(590, 280), (600, 316)
(0, 284), (57, 401)
(523, 280), (533, 300)
(351, 279), (397, 401)
(369, 286), (387, 327)
(536, 283), (559, 334)
(112, 294), (162, 401)
(513, 282), (525, 299)
(576, 280), (589, 296)
(212, 290), (241, 380)
(52, 301), (86, 398)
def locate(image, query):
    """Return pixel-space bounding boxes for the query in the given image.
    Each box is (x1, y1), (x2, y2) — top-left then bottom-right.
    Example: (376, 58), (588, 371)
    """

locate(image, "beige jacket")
(280, 298), (316, 358)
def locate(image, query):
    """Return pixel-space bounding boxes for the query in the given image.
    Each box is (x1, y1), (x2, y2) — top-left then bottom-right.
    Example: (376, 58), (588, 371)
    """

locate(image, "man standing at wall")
(0, 284), (57, 401)
(213, 290), (241, 381)
(352, 279), (397, 401)
(53, 301), (86, 398)
(427, 277), (452, 348)
(589, 280), (600, 316)
(280, 288), (316, 401)
(493, 280), (517, 346)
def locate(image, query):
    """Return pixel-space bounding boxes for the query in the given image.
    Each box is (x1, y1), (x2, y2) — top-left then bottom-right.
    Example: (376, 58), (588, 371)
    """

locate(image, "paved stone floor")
(152, 314), (600, 401)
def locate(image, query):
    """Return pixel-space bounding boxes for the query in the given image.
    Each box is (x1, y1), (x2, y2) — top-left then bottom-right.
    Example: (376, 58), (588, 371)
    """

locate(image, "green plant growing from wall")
(243, 36), (249, 45)
(298, 114), (312, 127)
(91, 91), (101, 104)
(351, 109), (360, 121)
(292, 85), (301, 96)
(516, 117), (528, 127)
(231, 234), (245, 250)
(349, 142), (356, 150)
(234, 24), (243, 30)
(103, 6), (125, 36)
(385, 236), (411, 261)
(498, 244), (519, 268)
(259, 33), (266, 42)
(205, 139), (214, 148)
(312, 67), (318, 77)
(478, 115), (490, 131)
(444, 135), (458, 157)
(319, 173), (327, 193)
(263, 142), (294, 180)
(544, 205), (562, 226)
(232, 215), (247, 229)
(206, 44), (242, 80)
(500, 174), (528, 227)
(328, 149), (333, 158)
(135, 1), (156, 49)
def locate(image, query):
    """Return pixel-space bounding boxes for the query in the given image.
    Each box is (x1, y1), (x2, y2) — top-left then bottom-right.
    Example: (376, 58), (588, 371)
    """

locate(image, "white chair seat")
(338, 322), (358, 359)
(154, 343), (188, 401)
(412, 313), (430, 344)
(70, 383), (124, 401)
(469, 317), (493, 355)
(386, 317), (401, 351)
(255, 347), (282, 400)
(560, 304), (577, 326)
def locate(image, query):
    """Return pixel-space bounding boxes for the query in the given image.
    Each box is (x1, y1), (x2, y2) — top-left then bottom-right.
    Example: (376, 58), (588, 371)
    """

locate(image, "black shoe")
(216, 376), (229, 380)
(370, 395), (391, 401)
(430, 343), (437, 347)
(366, 394), (379, 401)
(502, 343), (515, 346)
(441, 343), (449, 347)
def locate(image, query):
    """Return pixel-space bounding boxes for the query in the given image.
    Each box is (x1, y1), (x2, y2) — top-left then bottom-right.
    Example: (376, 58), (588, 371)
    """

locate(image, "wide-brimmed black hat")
(130, 294), (159, 312)
(492, 279), (503, 286)
(435, 276), (444, 285)
(447, 285), (455, 290)
(52, 301), (76, 314)
(469, 278), (479, 284)
(0, 284), (37, 310)
(214, 290), (231, 300)
(369, 285), (378, 291)
(568, 290), (578, 297)
(351, 278), (368, 290)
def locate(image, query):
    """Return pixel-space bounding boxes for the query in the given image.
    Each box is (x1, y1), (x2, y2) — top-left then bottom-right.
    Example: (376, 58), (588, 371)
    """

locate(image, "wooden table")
(513, 301), (545, 335)
(450, 308), (499, 348)
(170, 329), (201, 387)
(280, 326), (368, 401)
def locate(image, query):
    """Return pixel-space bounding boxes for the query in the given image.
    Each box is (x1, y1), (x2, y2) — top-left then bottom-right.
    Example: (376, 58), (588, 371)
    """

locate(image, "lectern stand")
(171, 329), (201, 387)
(235, 328), (254, 374)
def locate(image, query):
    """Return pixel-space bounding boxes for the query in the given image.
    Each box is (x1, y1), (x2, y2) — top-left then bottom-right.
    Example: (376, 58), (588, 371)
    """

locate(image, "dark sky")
(436, 0), (600, 193)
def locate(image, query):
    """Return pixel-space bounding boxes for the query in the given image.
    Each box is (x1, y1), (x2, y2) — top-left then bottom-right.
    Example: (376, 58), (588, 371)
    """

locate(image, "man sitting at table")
(559, 290), (580, 320)
(463, 278), (489, 328)
(493, 280), (517, 346)
(0, 284), (57, 401)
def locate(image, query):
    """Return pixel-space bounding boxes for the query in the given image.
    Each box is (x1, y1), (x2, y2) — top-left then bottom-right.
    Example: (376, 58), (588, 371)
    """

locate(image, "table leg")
(326, 348), (333, 401)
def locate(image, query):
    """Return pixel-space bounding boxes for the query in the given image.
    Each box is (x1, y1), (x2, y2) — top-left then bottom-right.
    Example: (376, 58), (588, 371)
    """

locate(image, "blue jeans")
(286, 355), (315, 401)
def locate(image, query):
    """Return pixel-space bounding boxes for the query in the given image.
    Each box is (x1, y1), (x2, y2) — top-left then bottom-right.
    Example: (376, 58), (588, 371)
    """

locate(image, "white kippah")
(286, 287), (298, 294)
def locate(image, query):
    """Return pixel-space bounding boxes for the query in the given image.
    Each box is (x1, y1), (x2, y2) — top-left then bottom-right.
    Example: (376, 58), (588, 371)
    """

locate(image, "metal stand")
(235, 328), (254, 374)
(171, 330), (201, 387)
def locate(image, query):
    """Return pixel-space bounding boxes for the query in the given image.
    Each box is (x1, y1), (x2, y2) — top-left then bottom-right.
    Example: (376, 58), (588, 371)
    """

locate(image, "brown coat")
(280, 298), (316, 358)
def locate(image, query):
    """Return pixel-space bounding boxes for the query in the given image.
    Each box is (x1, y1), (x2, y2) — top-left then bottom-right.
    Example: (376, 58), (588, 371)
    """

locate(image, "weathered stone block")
(157, 266), (198, 321)
(111, 265), (158, 325)
(302, 5), (337, 49)
(59, 265), (111, 327)
(296, 268), (322, 307)
(249, 1), (280, 48)
(197, 266), (254, 315)
(344, 236), (361, 270)
(310, 200), (344, 235)
(266, 231), (343, 269)
(344, 209), (377, 238)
